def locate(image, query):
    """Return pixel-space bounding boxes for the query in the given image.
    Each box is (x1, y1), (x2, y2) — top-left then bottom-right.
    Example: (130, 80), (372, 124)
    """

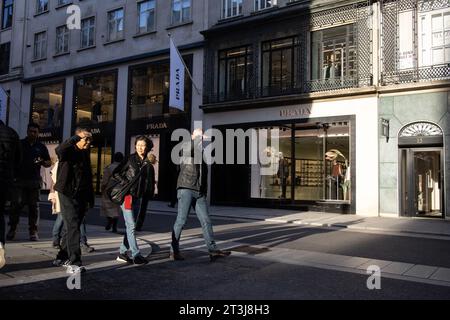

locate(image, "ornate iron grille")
(203, 1), (373, 104)
(381, 0), (450, 85)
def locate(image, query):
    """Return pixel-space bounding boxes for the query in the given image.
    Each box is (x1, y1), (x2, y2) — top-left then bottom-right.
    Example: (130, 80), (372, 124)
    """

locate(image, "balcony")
(203, 76), (363, 105)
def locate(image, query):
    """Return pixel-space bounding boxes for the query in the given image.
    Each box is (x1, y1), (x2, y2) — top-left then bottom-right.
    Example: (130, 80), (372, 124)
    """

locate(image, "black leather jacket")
(0, 121), (21, 184)
(177, 141), (208, 194)
(113, 153), (155, 199)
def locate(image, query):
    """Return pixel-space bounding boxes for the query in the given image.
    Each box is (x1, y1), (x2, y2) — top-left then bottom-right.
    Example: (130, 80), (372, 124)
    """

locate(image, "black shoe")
(116, 253), (133, 264)
(105, 222), (112, 231)
(170, 252), (185, 261)
(209, 250), (231, 262)
(133, 255), (148, 265)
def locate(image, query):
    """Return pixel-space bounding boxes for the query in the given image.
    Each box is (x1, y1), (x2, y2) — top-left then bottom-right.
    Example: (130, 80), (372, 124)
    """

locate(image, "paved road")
(1, 205), (450, 300)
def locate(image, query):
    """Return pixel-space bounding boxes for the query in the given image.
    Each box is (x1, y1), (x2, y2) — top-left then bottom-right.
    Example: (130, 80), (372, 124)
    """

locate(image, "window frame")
(107, 7), (125, 42)
(137, 0), (156, 34)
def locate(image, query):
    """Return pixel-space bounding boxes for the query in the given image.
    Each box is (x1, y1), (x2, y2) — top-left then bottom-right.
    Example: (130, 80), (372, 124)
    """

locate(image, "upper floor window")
(33, 31), (47, 60)
(138, 0), (156, 33)
(172, 0), (191, 25)
(0, 42), (10, 75)
(36, 0), (48, 14)
(107, 8), (124, 42)
(419, 8), (450, 66)
(311, 25), (356, 83)
(1, 0), (13, 29)
(218, 46), (253, 101)
(81, 17), (95, 48)
(56, 25), (69, 55)
(255, 0), (276, 11)
(223, 0), (242, 18)
(262, 36), (299, 96)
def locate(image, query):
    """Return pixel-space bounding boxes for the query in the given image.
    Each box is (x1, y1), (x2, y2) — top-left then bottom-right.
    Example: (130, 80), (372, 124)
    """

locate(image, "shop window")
(250, 122), (351, 202)
(31, 82), (64, 134)
(250, 126), (292, 199)
(129, 61), (191, 120)
(74, 72), (116, 125)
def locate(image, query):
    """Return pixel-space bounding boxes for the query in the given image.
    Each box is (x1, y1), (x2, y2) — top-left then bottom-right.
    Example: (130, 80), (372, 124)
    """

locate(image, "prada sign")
(280, 105), (312, 117)
(146, 122), (168, 130)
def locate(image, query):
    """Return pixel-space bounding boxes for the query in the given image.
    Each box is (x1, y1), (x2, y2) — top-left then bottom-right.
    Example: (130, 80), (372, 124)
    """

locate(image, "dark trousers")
(136, 197), (149, 229)
(56, 193), (87, 266)
(9, 186), (40, 233)
(0, 188), (5, 246)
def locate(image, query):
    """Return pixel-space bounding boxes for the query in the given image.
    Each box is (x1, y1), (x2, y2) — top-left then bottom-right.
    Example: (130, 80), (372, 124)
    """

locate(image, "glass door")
(413, 150), (443, 217)
(400, 148), (444, 218)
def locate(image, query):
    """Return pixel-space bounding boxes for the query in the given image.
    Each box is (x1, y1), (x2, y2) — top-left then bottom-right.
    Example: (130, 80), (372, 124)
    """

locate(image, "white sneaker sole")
(0, 247), (5, 269)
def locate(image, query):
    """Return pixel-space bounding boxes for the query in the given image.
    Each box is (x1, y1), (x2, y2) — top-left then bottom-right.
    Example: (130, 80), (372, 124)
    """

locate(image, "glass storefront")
(30, 81), (65, 191)
(74, 70), (117, 193)
(249, 121), (351, 203)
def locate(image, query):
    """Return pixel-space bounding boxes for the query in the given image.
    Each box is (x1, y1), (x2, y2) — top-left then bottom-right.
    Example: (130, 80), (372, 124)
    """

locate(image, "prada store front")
(211, 116), (356, 214)
(126, 57), (192, 201)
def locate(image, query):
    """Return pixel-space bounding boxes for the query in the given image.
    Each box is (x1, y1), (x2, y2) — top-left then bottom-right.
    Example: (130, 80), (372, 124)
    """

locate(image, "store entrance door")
(400, 148), (444, 218)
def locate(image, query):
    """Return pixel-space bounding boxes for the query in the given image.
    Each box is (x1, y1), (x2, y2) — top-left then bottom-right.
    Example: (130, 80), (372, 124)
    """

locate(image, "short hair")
(135, 136), (154, 154)
(28, 123), (40, 131)
(74, 127), (91, 135)
(113, 152), (124, 163)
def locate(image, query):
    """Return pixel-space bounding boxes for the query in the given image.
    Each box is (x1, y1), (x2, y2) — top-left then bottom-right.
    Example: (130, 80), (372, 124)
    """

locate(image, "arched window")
(399, 122), (443, 137)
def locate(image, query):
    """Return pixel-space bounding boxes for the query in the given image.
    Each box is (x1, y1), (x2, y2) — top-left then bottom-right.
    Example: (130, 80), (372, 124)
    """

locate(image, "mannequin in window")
(277, 153), (290, 199)
(323, 54), (336, 81)
(325, 149), (348, 200)
(92, 97), (103, 123)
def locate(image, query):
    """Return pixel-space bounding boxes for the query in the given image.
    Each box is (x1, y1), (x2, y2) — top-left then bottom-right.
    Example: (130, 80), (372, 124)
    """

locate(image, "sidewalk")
(40, 195), (450, 238)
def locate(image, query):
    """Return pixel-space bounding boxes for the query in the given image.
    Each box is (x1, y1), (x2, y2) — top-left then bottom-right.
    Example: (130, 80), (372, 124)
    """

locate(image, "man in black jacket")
(0, 120), (21, 269)
(53, 127), (94, 273)
(7, 123), (51, 242)
(170, 128), (231, 262)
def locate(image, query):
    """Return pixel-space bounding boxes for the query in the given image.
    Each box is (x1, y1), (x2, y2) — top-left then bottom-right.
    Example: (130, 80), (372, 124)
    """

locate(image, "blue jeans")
(52, 214), (88, 245)
(171, 189), (218, 253)
(120, 197), (142, 258)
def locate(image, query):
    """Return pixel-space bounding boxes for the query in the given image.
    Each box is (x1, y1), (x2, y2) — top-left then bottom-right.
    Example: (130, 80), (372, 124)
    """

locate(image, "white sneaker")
(0, 243), (5, 269)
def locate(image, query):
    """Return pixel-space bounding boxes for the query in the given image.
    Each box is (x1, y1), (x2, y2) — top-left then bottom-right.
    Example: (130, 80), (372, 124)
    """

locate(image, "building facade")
(201, 0), (449, 218)
(7, 0), (206, 199)
(378, 0), (450, 219)
(2, 0), (450, 218)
